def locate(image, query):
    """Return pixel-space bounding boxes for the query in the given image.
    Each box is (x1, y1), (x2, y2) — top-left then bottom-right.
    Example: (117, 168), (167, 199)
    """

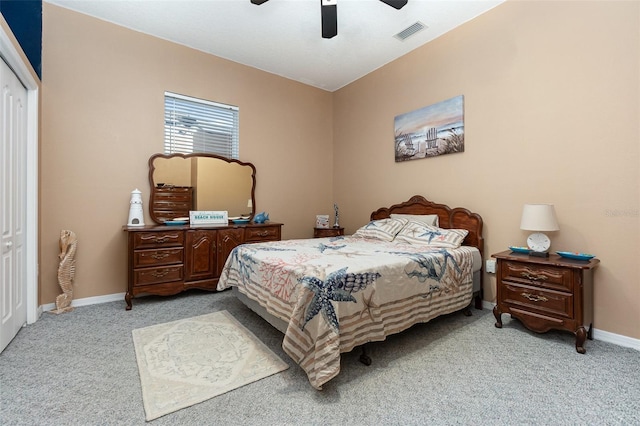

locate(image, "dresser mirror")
(148, 153), (256, 224)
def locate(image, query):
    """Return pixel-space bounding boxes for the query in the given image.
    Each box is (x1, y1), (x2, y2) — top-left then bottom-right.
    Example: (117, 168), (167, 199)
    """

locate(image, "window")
(164, 92), (239, 158)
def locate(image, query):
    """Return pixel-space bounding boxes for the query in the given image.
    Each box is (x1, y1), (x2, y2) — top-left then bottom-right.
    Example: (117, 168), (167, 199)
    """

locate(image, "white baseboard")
(40, 292), (126, 313)
(480, 300), (639, 351)
(39, 294), (639, 351)
(592, 328), (640, 350)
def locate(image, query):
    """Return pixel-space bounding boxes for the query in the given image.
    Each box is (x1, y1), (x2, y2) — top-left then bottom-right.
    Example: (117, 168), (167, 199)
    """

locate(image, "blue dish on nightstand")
(508, 246), (530, 254)
(556, 251), (595, 261)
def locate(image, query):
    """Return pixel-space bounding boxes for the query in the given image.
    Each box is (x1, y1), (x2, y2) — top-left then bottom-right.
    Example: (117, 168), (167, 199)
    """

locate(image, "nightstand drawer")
(502, 260), (573, 292)
(134, 265), (183, 286)
(502, 282), (573, 319)
(314, 227), (344, 238)
(133, 247), (183, 268)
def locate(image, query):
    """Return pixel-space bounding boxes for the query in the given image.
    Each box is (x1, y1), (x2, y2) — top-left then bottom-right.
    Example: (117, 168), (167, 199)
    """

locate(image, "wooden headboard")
(370, 195), (484, 258)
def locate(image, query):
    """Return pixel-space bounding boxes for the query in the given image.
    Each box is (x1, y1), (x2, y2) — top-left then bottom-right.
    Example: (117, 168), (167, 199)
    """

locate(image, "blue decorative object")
(232, 218), (250, 224)
(556, 251), (595, 261)
(253, 212), (269, 223)
(509, 246), (530, 254)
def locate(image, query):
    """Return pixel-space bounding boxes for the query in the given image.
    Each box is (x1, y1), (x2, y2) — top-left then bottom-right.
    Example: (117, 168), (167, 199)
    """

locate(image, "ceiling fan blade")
(321, 0), (337, 39)
(379, 0), (408, 10)
(250, 0), (269, 5)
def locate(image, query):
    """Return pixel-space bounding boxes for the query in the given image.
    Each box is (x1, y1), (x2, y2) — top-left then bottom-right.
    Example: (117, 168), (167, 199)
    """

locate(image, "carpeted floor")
(1, 290), (638, 425)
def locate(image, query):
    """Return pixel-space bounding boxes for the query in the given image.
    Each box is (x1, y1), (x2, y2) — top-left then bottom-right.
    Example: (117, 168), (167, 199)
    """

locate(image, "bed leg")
(474, 291), (483, 310)
(359, 345), (372, 366)
(463, 306), (472, 317)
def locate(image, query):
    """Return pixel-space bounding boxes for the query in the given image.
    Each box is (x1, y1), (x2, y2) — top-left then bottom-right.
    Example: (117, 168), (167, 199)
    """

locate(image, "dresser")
(124, 222), (282, 310)
(313, 227), (344, 238)
(492, 250), (599, 353)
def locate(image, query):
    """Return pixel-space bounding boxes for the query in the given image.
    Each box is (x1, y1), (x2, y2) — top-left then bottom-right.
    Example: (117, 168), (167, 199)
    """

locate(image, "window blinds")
(164, 92), (239, 158)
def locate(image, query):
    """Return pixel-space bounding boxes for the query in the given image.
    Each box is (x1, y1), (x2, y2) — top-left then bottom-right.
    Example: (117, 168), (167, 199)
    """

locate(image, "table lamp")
(520, 204), (559, 257)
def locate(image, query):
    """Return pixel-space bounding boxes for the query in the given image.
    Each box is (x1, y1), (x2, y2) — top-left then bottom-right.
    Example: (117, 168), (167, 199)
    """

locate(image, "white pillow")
(353, 218), (408, 242)
(390, 213), (439, 227)
(394, 221), (468, 248)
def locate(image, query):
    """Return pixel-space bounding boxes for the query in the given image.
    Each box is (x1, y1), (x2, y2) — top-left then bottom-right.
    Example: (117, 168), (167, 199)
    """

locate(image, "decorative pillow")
(353, 218), (408, 242)
(394, 221), (468, 248)
(390, 213), (439, 227)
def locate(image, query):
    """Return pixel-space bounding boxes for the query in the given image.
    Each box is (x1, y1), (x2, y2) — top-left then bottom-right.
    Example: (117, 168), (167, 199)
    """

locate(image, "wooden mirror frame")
(148, 153), (256, 224)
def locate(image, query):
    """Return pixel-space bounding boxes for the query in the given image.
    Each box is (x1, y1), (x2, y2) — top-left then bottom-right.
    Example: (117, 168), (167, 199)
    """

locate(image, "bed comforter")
(217, 235), (475, 389)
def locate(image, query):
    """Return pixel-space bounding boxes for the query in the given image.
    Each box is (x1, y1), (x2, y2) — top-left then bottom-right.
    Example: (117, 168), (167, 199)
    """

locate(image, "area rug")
(132, 310), (289, 421)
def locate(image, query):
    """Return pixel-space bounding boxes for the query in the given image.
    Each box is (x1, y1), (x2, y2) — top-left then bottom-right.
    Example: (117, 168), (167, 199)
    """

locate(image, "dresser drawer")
(153, 211), (189, 223)
(245, 226), (280, 242)
(154, 192), (192, 202)
(134, 265), (183, 286)
(502, 282), (573, 319)
(134, 247), (183, 268)
(502, 260), (573, 292)
(133, 231), (184, 249)
(152, 202), (192, 220)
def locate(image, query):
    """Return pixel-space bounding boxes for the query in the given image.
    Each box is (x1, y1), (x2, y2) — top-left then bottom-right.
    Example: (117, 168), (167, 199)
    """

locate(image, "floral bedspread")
(217, 235), (475, 389)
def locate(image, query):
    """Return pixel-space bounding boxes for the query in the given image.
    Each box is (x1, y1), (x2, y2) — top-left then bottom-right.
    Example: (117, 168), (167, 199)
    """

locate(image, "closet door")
(0, 57), (27, 353)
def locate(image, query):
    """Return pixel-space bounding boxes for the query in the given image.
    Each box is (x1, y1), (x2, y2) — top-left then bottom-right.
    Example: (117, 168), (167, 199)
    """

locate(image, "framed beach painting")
(394, 95), (464, 162)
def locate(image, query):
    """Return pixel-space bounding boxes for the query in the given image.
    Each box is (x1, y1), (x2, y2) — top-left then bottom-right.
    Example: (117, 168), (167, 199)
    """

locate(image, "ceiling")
(44, 0), (505, 92)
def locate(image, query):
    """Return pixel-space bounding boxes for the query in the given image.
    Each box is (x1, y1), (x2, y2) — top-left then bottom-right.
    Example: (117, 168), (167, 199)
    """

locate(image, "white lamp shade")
(520, 204), (559, 231)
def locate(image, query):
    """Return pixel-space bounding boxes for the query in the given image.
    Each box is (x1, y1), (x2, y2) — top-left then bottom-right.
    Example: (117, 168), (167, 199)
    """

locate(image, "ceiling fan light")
(321, 2), (338, 39)
(380, 0), (408, 10)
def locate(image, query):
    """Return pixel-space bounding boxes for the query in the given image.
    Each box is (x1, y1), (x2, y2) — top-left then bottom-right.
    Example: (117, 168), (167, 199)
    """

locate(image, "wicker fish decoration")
(51, 230), (77, 314)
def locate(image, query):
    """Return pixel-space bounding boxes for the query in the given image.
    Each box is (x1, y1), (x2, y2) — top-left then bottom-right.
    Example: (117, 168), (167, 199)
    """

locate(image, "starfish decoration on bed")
(317, 243), (346, 253)
(393, 248), (462, 283)
(359, 288), (380, 322)
(400, 224), (443, 243)
(299, 267), (381, 332)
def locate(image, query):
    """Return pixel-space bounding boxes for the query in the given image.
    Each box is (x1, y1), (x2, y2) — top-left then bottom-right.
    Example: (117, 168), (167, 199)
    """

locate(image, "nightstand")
(492, 250), (599, 353)
(313, 227), (344, 238)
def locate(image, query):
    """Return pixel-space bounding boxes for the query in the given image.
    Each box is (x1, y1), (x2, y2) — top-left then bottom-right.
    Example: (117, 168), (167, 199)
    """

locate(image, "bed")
(217, 195), (484, 389)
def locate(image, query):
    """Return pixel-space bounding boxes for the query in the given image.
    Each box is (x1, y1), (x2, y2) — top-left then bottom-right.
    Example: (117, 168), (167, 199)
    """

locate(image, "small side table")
(314, 227), (344, 238)
(492, 250), (599, 353)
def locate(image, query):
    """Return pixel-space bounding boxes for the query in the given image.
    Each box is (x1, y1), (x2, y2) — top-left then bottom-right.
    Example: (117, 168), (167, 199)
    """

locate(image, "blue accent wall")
(0, 0), (42, 78)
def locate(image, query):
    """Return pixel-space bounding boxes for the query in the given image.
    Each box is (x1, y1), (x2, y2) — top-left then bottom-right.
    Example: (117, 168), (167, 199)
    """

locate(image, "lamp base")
(529, 250), (549, 258)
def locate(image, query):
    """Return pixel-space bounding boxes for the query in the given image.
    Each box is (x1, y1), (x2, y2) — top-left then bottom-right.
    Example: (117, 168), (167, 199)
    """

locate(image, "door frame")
(1, 17), (39, 324)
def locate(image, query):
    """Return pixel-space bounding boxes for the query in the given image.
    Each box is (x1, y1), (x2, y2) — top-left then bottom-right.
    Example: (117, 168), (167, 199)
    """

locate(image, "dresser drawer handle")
(256, 231), (269, 237)
(140, 234), (178, 244)
(520, 271), (548, 281)
(150, 253), (170, 260)
(150, 270), (169, 278)
(521, 292), (548, 303)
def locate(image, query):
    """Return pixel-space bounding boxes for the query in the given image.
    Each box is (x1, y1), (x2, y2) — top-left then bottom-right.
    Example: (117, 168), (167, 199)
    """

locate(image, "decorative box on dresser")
(492, 250), (599, 353)
(124, 222), (282, 310)
(313, 227), (344, 238)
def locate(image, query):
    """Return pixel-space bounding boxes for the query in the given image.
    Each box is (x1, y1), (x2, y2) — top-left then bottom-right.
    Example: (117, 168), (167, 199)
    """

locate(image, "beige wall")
(333, 0), (639, 339)
(41, 1), (639, 340)
(40, 4), (334, 304)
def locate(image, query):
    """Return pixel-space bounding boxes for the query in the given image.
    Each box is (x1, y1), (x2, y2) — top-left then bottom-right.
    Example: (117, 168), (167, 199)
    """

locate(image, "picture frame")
(394, 95), (464, 162)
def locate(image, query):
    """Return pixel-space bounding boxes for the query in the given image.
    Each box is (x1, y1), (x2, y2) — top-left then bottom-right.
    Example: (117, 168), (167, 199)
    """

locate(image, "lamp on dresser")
(520, 203), (559, 257)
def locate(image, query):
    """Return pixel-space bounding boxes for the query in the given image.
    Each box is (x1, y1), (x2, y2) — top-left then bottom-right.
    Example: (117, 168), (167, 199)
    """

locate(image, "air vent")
(394, 21), (427, 41)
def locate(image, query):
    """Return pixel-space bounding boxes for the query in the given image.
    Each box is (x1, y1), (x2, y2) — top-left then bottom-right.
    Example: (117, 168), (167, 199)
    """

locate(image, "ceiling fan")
(250, 0), (408, 39)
